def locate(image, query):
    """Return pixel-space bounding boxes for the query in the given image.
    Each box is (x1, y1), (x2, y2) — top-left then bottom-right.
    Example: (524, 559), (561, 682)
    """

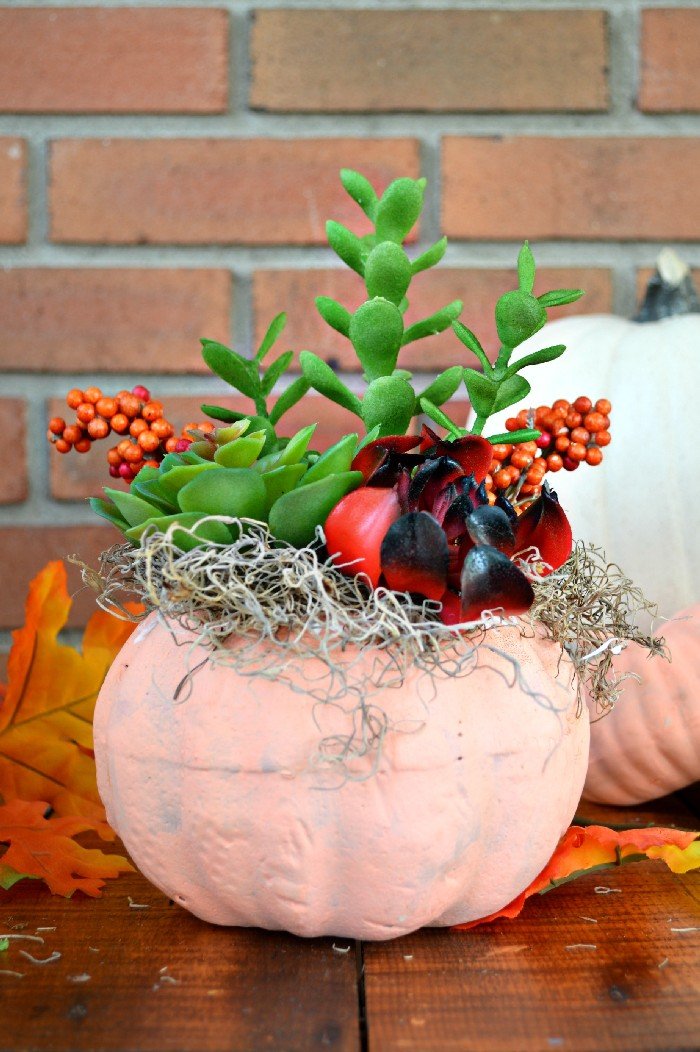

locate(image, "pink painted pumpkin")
(94, 613), (589, 939)
(584, 607), (700, 806)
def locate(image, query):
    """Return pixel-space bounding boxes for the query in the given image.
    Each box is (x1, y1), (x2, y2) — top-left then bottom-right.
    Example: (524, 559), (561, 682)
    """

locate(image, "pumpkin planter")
(57, 167), (663, 937)
(94, 616), (588, 939)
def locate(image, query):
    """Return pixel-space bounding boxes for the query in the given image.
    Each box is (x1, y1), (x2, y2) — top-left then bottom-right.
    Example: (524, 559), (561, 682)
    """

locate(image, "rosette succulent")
(325, 427), (573, 624)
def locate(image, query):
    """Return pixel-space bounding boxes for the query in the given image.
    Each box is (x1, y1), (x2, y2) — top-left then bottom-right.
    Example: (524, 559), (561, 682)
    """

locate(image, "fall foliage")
(456, 824), (700, 929)
(0, 561), (138, 896)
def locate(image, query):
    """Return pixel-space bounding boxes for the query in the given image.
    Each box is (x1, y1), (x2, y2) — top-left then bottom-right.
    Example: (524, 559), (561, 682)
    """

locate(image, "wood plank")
(363, 821), (700, 1051)
(0, 860), (360, 1052)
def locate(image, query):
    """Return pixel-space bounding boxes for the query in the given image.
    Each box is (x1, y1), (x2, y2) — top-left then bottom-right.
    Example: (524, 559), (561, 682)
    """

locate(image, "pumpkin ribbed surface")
(584, 607), (700, 806)
(94, 613), (589, 939)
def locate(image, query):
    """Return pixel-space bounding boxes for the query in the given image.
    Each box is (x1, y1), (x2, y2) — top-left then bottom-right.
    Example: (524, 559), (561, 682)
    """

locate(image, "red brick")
(640, 10), (700, 112)
(251, 10), (607, 113)
(49, 394), (362, 501)
(0, 269), (231, 372)
(0, 138), (26, 243)
(0, 9), (228, 113)
(0, 526), (118, 628)
(49, 139), (420, 245)
(0, 399), (27, 504)
(253, 267), (613, 371)
(443, 138), (700, 241)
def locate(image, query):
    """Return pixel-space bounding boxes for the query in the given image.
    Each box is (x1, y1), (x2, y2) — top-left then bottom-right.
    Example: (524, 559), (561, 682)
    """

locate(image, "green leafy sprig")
(300, 170), (464, 438)
(419, 243), (583, 441)
(199, 313), (310, 453)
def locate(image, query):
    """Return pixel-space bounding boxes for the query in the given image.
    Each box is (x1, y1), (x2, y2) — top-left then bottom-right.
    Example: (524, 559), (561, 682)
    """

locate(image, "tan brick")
(443, 137), (700, 241)
(0, 399), (27, 504)
(0, 526), (117, 628)
(640, 10), (700, 112)
(50, 139), (420, 245)
(0, 138), (26, 243)
(0, 269), (231, 372)
(253, 267), (613, 371)
(49, 394), (362, 500)
(251, 10), (607, 113)
(0, 9), (228, 113)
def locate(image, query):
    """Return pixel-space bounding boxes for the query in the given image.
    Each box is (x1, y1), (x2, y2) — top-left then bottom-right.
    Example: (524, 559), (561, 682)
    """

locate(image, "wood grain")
(363, 815), (700, 1052)
(0, 861), (360, 1052)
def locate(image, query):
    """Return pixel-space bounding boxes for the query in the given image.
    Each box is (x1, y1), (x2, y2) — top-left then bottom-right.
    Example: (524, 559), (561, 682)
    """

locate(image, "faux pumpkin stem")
(634, 248), (700, 322)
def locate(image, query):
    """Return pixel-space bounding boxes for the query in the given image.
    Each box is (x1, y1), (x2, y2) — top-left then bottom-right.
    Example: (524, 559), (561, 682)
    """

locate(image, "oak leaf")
(0, 560), (139, 833)
(456, 824), (700, 929)
(0, 798), (132, 897)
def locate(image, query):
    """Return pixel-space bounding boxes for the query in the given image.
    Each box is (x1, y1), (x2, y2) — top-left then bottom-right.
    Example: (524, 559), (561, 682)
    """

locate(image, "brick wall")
(1, 1), (699, 657)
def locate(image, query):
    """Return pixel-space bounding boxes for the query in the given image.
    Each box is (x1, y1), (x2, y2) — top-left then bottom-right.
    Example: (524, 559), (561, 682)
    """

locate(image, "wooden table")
(2, 794), (699, 1052)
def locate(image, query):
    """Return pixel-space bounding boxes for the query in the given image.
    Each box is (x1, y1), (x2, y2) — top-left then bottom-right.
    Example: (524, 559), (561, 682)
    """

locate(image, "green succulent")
(90, 420), (363, 550)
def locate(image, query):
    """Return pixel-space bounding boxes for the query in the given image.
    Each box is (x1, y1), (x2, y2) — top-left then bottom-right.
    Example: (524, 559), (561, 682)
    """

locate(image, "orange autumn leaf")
(0, 560), (140, 833)
(457, 824), (700, 929)
(0, 798), (132, 897)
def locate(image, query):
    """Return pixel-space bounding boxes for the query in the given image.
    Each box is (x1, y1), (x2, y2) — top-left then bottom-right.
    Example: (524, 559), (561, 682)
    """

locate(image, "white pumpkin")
(487, 251), (700, 621)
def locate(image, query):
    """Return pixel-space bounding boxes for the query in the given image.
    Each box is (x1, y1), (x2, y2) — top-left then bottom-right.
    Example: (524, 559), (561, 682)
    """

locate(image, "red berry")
(118, 462), (132, 480)
(132, 385), (151, 402)
(175, 438), (192, 453)
(535, 431), (552, 449)
(563, 456), (580, 472)
(109, 464), (121, 478)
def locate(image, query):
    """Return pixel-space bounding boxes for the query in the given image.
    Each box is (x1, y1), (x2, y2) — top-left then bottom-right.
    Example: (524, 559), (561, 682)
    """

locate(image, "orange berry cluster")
(486, 396), (612, 505)
(47, 385), (210, 482)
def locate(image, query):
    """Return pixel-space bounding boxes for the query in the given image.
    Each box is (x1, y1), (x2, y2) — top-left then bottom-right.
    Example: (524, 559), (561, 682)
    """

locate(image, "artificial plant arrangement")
(41, 169), (680, 940)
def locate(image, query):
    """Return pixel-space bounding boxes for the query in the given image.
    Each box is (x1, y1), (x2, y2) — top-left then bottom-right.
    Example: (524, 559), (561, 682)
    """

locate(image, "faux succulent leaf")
(451, 321), (492, 373)
(278, 424), (317, 466)
(411, 237), (447, 275)
(315, 296), (352, 338)
(401, 300), (462, 347)
(261, 463), (307, 514)
(0, 799), (133, 898)
(102, 488), (160, 529)
(214, 431), (268, 468)
(493, 374), (531, 413)
(200, 340), (259, 399)
(457, 825), (700, 930)
(268, 471), (363, 547)
(349, 298), (404, 380)
(158, 463), (218, 504)
(418, 398), (462, 438)
(88, 497), (129, 531)
(255, 311), (287, 362)
(362, 376), (416, 438)
(364, 242), (412, 304)
(200, 404), (249, 424)
(326, 220), (366, 276)
(0, 562), (139, 831)
(177, 468), (267, 520)
(269, 377), (312, 426)
(418, 366), (464, 407)
(463, 369), (499, 418)
(506, 344), (566, 377)
(460, 545), (535, 621)
(125, 513), (235, 551)
(514, 484), (573, 571)
(130, 477), (178, 515)
(340, 167), (378, 221)
(517, 241), (536, 295)
(538, 288), (584, 308)
(325, 487), (401, 586)
(299, 352), (362, 416)
(301, 433), (358, 486)
(487, 428), (541, 446)
(375, 178), (423, 243)
(494, 291), (547, 349)
(261, 351), (294, 397)
(380, 511), (449, 601)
